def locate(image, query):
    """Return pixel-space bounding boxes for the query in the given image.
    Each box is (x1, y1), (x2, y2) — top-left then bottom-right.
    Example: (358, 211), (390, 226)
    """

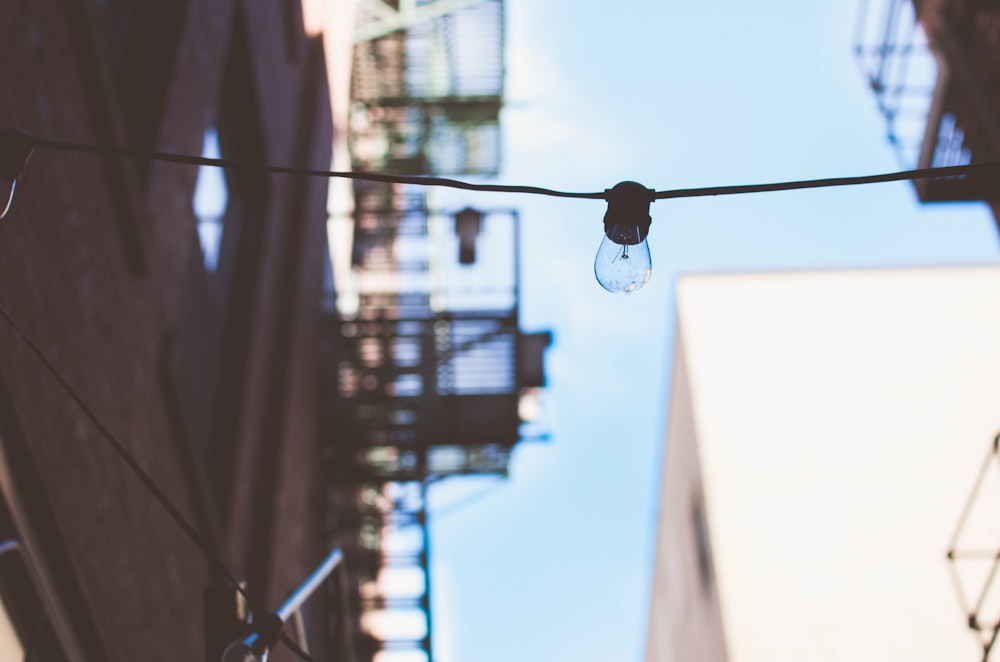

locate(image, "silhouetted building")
(856, 0), (1000, 222)
(0, 1), (341, 659)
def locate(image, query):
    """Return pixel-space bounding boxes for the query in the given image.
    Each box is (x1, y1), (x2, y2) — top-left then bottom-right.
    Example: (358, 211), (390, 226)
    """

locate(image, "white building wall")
(648, 266), (1000, 662)
(646, 338), (728, 662)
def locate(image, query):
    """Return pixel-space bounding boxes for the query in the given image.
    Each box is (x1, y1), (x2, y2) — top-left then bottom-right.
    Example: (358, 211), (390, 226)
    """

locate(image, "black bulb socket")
(603, 181), (653, 246)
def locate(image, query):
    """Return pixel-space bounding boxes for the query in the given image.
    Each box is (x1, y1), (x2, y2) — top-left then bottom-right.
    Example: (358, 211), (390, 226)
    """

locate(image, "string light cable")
(4, 127), (1000, 295)
(0, 297), (317, 660)
(0, 129), (999, 654)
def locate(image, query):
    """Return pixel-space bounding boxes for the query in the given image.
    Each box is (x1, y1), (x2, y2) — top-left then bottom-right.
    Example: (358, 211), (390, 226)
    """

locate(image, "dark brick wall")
(0, 0), (334, 659)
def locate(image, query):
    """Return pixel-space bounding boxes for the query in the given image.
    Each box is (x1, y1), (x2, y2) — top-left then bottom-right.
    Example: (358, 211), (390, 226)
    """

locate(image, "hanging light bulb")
(594, 181), (654, 294)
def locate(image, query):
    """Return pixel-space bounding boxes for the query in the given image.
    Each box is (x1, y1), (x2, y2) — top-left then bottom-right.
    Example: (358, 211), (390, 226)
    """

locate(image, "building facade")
(0, 1), (339, 659)
(857, 0), (1000, 220)
(646, 268), (1000, 662)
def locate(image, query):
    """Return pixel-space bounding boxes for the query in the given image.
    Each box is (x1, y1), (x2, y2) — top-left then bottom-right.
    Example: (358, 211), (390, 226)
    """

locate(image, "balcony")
(855, 0), (1000, 201)
(350, 0), (505, 175)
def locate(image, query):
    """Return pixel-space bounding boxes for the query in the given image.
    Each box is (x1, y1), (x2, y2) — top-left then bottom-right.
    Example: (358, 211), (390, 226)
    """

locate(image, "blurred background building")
(320, 195), (550, 660)
(349, 0), (504, 177)
(0, 0), (544, 660)
(646, 267), (1000, 662)
(855, 0), (1000, 220)
(322, 2), (552, 659)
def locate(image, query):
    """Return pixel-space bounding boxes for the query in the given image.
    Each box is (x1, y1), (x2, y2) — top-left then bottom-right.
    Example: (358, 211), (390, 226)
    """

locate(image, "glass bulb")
(594, 224), (652, 294)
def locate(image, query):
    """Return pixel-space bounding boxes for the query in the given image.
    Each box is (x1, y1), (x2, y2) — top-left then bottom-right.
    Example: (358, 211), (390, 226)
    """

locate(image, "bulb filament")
(613, 243), (630, 264)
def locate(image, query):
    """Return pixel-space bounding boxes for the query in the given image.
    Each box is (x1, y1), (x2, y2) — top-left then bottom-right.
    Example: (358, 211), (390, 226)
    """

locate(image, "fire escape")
(855, 0), (1000, 202)
(350, 0), (504, 176)
(320, 3), (551, 660)
(321, 200), (548, 659)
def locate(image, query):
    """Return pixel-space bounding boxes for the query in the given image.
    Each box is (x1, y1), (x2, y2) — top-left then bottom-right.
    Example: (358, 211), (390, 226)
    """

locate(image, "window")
(198, 8), (268, 302)
(691, 497), (714, 595)
(192, 128), (229, 272)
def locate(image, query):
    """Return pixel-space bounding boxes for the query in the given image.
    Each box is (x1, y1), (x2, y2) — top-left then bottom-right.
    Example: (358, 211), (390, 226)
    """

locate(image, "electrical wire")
(652, 159), (1000, 199)
(30, 136), (606, 200)
(0, 302), (316, 662)
(27, 134), (1000, 202)
(985, 623), (1000, 662)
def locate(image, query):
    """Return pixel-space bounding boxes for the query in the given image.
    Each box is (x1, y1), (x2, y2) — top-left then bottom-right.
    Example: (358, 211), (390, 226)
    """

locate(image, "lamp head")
(594, 181), (655, 295)
(603, 181), (653, 244)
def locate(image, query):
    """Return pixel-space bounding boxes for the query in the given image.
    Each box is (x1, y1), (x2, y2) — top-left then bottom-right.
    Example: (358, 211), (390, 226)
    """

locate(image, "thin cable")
(653, 160), (1000, 199)
(278, 632), (316, 662)
(0, 179), (15, 220)
(947, 443), (996, 552)
(948, 557), (974, 620)
(30, 137), (605, 200)
(0, 302), (316, 662)
(0, 303), (244, 589)
(25, 134), (1000, 203)
(986, 623), (1000, 662)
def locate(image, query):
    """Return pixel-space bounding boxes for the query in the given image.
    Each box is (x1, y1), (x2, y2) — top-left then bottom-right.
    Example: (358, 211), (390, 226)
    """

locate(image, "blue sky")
(425, 1), (1000, 661)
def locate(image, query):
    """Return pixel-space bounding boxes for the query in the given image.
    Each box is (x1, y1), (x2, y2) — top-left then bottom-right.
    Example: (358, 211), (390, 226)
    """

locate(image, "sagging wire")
(0, 302), (315, 662)
(8, 127), (1000, 294)
(651, 160), (1000, 199)
(27, 132), (605, 200)
(5, 128), (1000, 207)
